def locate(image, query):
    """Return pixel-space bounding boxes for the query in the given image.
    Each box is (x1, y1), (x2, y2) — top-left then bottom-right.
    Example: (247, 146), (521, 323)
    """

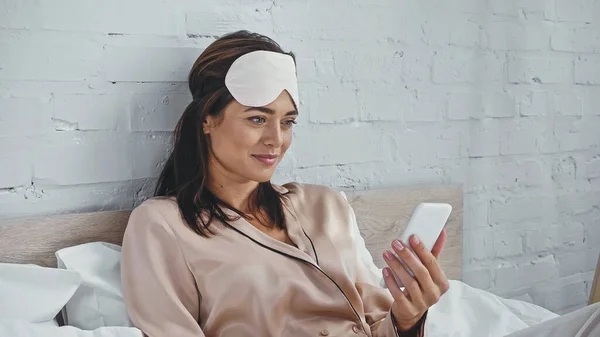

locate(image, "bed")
(0, 184), (595, 337)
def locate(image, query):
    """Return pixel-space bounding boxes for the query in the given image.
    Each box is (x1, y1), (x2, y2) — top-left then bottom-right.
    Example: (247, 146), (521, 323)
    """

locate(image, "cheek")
(212, 123), (259, 153)
(282, 130), (293, 151)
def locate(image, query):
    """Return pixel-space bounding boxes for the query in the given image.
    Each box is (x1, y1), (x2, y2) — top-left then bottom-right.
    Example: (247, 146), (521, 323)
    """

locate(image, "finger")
(407, 235), (449, 299)
(392, 239), (436, 289)
(382, 267), (413, 309)
(383, 249), (426, 309)
(431, 229), (447, 259)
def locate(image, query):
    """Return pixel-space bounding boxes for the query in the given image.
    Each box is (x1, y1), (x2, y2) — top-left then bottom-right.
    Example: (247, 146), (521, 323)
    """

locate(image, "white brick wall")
(1, 0), (599, 313)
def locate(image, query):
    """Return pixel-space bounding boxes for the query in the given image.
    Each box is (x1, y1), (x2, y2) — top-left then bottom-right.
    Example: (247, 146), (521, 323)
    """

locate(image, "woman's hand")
(381, 229), (450, 332)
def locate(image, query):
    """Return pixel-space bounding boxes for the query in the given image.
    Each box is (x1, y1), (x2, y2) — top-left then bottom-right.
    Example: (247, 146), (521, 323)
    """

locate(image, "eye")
(248, 116), (266, 124)
(282, 119), (297, 127)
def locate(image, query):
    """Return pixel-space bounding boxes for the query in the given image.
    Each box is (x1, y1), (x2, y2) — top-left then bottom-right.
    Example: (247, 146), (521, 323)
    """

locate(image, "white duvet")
(0, 280), (558, 337)
(0, 320), (142, 337)
(426, 280), (559, 337)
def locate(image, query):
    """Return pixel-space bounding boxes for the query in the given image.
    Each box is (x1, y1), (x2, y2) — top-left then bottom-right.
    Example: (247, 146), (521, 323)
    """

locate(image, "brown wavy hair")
(155, 30), (296, 237)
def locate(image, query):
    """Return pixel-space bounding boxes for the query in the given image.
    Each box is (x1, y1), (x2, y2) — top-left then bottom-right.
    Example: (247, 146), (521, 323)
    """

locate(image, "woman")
(121, 30), (449, 337)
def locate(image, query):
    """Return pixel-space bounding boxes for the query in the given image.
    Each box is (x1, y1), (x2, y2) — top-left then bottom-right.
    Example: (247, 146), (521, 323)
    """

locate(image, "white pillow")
(55, 242), (133, 330)
(339, 191), (384, 284)
(0, 319), (143, 337)
(0, 263), (81, 323)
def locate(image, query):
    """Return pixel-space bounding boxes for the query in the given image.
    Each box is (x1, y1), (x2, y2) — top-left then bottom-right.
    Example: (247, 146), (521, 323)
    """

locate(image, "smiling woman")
(120, 30), (447, 337)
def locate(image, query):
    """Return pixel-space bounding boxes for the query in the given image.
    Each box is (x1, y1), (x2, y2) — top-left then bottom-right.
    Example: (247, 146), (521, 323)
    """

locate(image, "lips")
(252, 154), (278, 166)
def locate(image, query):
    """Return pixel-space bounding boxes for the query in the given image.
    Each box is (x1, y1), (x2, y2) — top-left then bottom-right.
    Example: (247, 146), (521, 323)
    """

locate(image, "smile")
(252, 154), (278, 166)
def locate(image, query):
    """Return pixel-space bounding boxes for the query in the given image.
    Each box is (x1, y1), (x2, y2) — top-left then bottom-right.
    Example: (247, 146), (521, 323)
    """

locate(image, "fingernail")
(383, 250), (394, 260)
(412, 235), (420, 245)
(393, 240), (404, 251)
(383, 268), (391, 277)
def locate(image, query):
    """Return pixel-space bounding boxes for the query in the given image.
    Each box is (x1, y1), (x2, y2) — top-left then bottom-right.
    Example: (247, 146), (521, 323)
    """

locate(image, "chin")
(245, 170), (277, 184)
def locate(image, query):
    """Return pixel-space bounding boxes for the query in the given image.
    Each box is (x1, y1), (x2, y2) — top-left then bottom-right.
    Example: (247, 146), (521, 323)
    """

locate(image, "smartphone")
(380, 202), (452, 288)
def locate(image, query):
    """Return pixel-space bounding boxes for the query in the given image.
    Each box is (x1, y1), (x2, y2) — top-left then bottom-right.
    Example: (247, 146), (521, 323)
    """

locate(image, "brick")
(539, 117), (600, 153)
(102, 47), (203, 82)
(398, 49), (434, 82)
(582, 89), (600, 115)
(557, 247), (600, 277)
(0, 0), (177, 35)
(531, 280), (587, 312)
(551, 24), (600, 53)
(186, 5), (273, 37)
(508, 55), (573, 84)
(447, 93), (483, 120)
(582, 155), (600, 179)
(0, 138), (33, 189)
(491, 0), (546, 17)
(463, 268), (493, 290)
(587, 217), (600, 244)
(53, 94), (126, 131)
(0, 39), (102, 81)
(494, 265), (520, 289)
(468, 158), (545, 191)
(293, 124), (386, 167)
(484, 22), (550, 51)
(553, 92), (583, 116)
(489, 194), (555, 224)
(498, 118), (543, 155)
(131, 134), (172, 179)
(575, 56), (600, 85)
(556, 192), (600, 216)
(307, 83), (359, 124)
(483, 91), (516, 118)
(295, 56), (337, 83)
(463, 193), (490, 229)
(333, 49), (404, 82)
(466, 228), (495, 261)
(0, 97), (45, 137)
(448, 0), (488, 13)
(432, 50), (505, 84)
(33, 133), (133, 185)
(423, 15), (480, 48)
(0, 180), (139, 219)
(555, 0), (595, 22)
(130, 93), (190, 132)
(357, 84), (404, 122)
(552, 156), (578, 182)
(272, 2), (407, 41)
(525, 222), (585, 253)
(493, 230), (524, 258)
(401, 85), (446, 122)
(520, 91), (551, 116)
(519, 255), (560, 283)
(467, 120), (501, 157)
(396, 124), (466, 163)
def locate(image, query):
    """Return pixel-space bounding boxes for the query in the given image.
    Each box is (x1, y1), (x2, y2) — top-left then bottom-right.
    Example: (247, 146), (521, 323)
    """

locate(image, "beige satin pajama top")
(121, 182), (424, 337)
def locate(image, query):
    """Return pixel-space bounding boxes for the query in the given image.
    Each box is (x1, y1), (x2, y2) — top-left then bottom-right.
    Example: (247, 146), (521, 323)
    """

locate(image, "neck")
(207, 162), (259, 213)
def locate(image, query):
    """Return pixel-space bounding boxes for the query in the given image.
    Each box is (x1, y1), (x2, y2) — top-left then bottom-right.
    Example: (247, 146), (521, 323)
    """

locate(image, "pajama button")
(352, 325), (360, 333)
(319, 329), (329, 336)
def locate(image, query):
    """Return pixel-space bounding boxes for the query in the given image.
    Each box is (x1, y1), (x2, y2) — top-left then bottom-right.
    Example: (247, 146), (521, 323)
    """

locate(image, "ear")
(203, 117), (213, 134)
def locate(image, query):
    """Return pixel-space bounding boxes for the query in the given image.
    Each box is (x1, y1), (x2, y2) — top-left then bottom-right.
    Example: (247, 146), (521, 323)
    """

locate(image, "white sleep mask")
(224, 50), (299, 108)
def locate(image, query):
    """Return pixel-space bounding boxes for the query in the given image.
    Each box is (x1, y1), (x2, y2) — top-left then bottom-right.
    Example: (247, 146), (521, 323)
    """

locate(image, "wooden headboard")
(0, 185), (464, 280)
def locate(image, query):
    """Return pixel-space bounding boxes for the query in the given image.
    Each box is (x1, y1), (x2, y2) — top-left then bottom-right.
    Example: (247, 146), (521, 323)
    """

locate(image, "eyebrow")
(244, 106), (298, 116)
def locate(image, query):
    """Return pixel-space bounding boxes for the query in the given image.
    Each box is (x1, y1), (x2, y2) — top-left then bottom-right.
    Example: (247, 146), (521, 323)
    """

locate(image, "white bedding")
(0, 320), (142, 337)
(426, 280), (559, 337)
(0, 278), (559, 337)
(1, 236), (561, 337)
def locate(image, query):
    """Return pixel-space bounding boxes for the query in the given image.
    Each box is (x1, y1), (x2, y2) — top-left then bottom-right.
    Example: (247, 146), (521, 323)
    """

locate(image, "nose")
(262, 122), (284, 148)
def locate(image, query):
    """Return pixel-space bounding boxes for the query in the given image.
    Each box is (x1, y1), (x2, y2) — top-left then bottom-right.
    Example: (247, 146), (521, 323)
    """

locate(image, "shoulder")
(281, 182), (347, 204)
(279, 182), (354, 220)
(124, 197), (188, 240)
